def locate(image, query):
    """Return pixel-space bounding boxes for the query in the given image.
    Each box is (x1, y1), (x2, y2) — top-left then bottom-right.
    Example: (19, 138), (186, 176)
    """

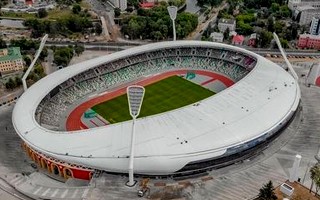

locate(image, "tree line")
(121, 3), (198, 40)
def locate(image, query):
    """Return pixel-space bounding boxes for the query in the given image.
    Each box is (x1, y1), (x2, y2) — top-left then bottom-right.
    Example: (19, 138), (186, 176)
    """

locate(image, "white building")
(288, 0), (320, 11)
(295, 6), (320, 25)
(310, 17), (320, 35)
(110, 0), (127, 11)
(210, 32), (224, 42)
(218, 19), (236, 33)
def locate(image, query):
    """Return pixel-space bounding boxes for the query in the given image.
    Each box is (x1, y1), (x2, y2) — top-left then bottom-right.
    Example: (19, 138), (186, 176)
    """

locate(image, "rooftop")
(299, 33), (320, 39)
(232, 35), (245, 43)
(296, 5), (315, 11)
(218, 18), (236, 25)
(210, 32), (224, 38)
(0, 47), (23, 62)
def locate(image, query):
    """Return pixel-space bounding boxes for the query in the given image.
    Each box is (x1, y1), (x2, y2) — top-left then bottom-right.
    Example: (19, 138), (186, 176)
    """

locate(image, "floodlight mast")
(167, 6), (178, 41)
(126, 85), (145, 187)
(22, 34), (48, 92)
(273, 32), (299, 80)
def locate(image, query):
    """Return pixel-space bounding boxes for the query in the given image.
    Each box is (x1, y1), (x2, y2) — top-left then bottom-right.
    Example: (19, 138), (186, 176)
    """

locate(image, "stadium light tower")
(126, 85), (145, 187)
(273, 32), (299, 80)
(22, 34), (48, 92)
(167, 6), (178, 41)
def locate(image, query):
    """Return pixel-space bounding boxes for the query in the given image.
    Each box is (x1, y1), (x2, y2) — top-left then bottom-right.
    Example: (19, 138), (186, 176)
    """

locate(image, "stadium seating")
(37, 47), (257, 129)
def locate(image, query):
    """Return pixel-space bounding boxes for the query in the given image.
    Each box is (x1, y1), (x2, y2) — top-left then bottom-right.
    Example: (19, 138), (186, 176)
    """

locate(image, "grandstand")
(35, 47), (254, 129)
(12, 41), (300, 180)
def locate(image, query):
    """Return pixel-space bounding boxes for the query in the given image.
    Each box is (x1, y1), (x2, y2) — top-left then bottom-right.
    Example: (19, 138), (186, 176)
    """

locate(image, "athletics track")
(66, 70), (234, 131)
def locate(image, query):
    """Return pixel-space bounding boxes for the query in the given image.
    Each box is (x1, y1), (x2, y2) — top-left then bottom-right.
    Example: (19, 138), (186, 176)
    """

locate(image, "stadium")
(12, 41), (301, 181)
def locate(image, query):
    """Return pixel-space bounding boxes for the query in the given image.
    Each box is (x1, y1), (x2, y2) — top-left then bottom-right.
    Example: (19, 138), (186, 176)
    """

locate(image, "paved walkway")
(2, 173), (92, 200)
(0, 64), (320, 200)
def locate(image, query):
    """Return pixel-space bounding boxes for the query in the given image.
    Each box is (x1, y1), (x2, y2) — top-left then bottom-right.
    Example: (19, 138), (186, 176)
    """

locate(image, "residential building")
(218, 19), (236, 33)
(110, 0), (127, 11)
(232, 35), (244, 46)
(139, 2), (155, 9)
(288, 0), (320, 11)
(310, 17), (320, 35)
(248, 33), (257, 47)
(295, 6), (320, 25)
(297, 33), (320, 49)
(210, 32), (224, 42)
(0, 47), (24, 73)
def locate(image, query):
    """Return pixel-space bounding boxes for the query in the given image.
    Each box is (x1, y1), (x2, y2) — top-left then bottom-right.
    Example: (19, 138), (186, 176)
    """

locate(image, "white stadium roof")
(12, 41), (300, 175)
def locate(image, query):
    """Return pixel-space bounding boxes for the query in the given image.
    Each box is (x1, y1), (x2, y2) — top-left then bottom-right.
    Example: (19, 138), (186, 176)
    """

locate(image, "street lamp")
(126, 85), (145, 187)
(167, 6), (178, 41)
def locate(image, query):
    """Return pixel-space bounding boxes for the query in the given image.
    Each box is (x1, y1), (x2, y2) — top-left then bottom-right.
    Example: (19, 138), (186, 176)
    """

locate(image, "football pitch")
(91, 76), (214, 123)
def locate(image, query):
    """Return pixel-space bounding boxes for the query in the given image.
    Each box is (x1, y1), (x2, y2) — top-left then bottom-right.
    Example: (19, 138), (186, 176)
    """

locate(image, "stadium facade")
(12, 41), (301, 180)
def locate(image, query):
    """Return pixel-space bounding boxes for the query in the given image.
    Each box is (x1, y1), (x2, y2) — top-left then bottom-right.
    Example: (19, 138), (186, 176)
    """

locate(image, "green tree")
(258, 181), (277, 200)
(10, 38), (39, 51)
(271, 3), (280, 12)
(23, 56), (32, 66)
(114, 7), (121, 17)
(267, 16), (275, 32)
(310, 164), (320, 195)
(14, 76), (22, 86)
(274, 21), (285, 34)
(39, 47), (48, 60)
(223, 28), (230, 41)
(5, 78), (16, 90)
(54, 47), (74, 66)
(258, 30), (273, 48)
(0, 37), (6, 49)
(197, 0), (223, 7)
(151, 31), (162, 40)
(94, 23), (102, 35)
(121, 3), (196, 40)
(280, 38), (288, 48)
(279, 5), (291, 18)
(74, 44), (84, 56)
(37, 8), (48, 18)
(72, 4), (81, 14)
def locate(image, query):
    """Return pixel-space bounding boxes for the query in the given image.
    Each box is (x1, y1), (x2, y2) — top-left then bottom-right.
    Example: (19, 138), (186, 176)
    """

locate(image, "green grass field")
(92, 76), (214, 123)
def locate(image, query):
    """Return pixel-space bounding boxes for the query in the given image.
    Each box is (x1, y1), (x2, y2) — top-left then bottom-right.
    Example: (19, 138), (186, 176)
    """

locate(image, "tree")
(23, 56), (32, 66)
(37, 8), (48, 18)
(72, 4), (81, 14)
(54, 47), (74, 66)
(310, 164), (320, 195)
(271, 3), (280, 13)
(74, 44), (84, 56)
(280, 38), (289, 48)
(258, 30), (273, 48)
(258, 181), (277, 200)
(14, 76), (22, 86)
(274, 21), (285, 34)
(39, 47), (48, 60)
(0, 37), (6, 49)
(114, 7), (121, 17)
(5, 78), (16, 90)
(197, 0), (223, 7)
(94, 23), (102, 35)
(267, 16), (275, 32)
(223, 28), (230, 41)
(121, 3), (197, 40)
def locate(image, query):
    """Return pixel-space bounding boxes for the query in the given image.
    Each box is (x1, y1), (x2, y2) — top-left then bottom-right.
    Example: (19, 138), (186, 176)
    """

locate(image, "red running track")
(66, 70), (234, 131)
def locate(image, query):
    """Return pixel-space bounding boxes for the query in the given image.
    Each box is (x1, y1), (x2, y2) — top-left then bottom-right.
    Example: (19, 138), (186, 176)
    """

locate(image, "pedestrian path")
(2, 172), (92, 200)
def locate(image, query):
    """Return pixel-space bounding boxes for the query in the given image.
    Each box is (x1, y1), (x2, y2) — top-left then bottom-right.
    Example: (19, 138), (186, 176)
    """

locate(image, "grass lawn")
(92, 76), (215, 123)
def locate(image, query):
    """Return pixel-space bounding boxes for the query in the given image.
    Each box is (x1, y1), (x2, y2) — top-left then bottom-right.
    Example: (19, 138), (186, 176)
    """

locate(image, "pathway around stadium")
(0, 65), (320, 199)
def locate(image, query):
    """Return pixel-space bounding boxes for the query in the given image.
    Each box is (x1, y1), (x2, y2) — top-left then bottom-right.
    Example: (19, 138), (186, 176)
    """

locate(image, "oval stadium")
(12, 41), (301, 180)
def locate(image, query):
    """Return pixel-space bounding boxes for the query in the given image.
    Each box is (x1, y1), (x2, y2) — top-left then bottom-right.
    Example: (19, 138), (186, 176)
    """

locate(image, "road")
(187, 2), (228, 40)
(44, 41), (320, 58)
(43, 49), (55, 75)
